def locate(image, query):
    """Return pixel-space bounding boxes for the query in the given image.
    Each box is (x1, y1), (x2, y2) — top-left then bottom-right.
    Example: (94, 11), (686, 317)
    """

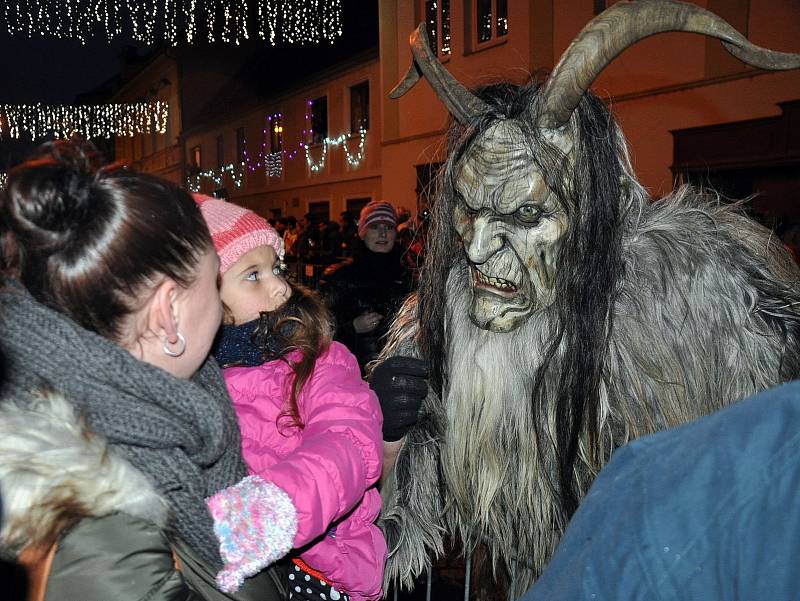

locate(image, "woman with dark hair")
(319, 200), (413, 372)
(0, 139), (281, 601)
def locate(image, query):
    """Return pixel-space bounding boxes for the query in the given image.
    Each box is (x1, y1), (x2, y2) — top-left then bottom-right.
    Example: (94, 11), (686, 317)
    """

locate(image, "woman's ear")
(149, 278), (180, 343)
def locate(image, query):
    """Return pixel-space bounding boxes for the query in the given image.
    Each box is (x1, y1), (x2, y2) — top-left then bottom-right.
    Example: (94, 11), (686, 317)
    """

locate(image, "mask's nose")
(465, 216), (503, 264)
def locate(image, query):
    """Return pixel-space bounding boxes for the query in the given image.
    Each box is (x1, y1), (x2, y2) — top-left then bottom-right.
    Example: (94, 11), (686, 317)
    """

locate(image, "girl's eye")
(245, 271), (259, 281)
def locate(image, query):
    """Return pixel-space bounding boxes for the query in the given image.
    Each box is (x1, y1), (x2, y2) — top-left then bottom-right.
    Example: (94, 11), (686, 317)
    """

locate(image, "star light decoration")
(1, 0), (342, 46)
(0, 172), (7, 189)
(0, 101), (169, 140)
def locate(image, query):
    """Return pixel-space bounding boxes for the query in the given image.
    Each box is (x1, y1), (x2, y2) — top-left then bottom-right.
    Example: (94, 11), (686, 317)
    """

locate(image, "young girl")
(195, 195), (386, 601)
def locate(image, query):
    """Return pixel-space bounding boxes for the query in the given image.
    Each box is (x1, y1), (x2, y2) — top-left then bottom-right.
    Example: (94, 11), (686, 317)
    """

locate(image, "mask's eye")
(516, 204), (542, 225)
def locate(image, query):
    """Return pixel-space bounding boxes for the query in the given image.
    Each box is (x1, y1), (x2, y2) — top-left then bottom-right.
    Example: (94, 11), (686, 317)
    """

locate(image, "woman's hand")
(353, 311), (384, 334)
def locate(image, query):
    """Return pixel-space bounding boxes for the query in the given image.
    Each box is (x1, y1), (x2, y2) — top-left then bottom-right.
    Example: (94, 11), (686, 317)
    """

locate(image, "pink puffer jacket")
(224, 342), (386, 601)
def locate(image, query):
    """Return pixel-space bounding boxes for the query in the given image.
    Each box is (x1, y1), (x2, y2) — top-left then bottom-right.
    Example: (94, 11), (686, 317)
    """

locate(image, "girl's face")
(220, 245), (290, 325)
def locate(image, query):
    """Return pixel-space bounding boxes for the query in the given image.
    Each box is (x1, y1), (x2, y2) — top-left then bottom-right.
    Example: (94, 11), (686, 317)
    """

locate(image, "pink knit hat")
(194, 194), (283, 274)
(358, 200), (397, 239)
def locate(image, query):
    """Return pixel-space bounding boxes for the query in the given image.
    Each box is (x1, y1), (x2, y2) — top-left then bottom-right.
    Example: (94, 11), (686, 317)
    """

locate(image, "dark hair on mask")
(0, 137), (213, 342)
(247, 282), (333, 431)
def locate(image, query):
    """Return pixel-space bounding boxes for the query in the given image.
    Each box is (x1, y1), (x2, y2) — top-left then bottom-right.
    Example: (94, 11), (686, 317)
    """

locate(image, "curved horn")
(389, 22), (489, 123)
(538, 0), (800, 129)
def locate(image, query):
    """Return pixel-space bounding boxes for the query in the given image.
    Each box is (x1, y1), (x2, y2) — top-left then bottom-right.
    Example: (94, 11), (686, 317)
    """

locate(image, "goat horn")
(390, 22), (489, 124)
(538, 0), (800, 130)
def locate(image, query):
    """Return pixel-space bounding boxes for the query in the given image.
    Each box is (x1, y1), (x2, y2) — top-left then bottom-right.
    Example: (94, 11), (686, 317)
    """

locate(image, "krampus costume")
(378, 0), (800, 596)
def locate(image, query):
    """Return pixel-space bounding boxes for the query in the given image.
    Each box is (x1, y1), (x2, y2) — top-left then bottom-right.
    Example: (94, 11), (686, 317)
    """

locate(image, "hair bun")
(7, 139), (107, 250)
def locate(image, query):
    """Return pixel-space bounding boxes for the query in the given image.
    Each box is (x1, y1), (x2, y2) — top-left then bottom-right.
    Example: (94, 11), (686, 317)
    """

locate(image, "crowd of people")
(2, 137), (800, 601)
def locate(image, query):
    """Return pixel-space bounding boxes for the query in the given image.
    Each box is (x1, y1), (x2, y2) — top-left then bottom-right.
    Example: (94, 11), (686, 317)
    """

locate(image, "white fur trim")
(0, 390), (169, 552)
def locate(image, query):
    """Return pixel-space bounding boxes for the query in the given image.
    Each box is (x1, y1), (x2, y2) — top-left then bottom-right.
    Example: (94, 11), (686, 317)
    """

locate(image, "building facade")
(381, 0), (800, 214)
(110, 1), (800, 225)
(183, 50), (382, 223)
(110, 53), (184, 186)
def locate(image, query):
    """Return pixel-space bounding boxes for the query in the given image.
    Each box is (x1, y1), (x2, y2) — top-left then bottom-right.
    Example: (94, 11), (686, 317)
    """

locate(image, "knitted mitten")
(206, 475), (298, 592)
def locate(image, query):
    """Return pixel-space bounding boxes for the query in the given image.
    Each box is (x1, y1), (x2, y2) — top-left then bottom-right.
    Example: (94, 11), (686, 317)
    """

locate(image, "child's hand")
(369, 356), (429, 441)
(206, 475), (298, 592)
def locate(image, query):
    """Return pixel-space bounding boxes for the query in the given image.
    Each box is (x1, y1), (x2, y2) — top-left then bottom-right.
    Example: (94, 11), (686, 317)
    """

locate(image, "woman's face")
(363, 222), (397, 253)
(174, 248), (225, 377)
(219, 245), (290, 324)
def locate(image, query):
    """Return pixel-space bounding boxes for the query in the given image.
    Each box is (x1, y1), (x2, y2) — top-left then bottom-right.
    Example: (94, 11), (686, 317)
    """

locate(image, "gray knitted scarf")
(0, 283), (246, 568)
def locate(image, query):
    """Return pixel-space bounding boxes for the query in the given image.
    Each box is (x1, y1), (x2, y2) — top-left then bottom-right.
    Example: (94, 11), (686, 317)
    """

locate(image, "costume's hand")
(369, 356), (429, 442)
(206, 476), (297, 593)
(353, 311), (384, 334)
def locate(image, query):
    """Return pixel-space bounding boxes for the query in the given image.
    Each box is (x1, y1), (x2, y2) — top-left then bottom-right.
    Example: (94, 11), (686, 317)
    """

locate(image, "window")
(309, 97), (328, 145)
(350, 81), (370, 133)
(191, 144), (202, 169)
(420, 0), (451, 55)
(346, 197), (370, 218)
(475, 0), (508, 44)
(235, 127), (245, 163)
(270, 115), (283, 152)
(216, 134), (224, 167)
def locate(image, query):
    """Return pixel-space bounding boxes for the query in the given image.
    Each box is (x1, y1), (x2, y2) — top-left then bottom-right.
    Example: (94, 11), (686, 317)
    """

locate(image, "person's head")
(286, 216), (297, 231)
(197, 196), (332, 430)
(397, 206), (412, 225)
(1, 138), (221, 379)
(358, 200), (398, 253)
(194, 195), (288, 325)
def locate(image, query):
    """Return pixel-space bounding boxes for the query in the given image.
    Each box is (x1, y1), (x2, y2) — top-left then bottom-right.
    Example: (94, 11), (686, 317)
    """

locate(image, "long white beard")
(440, 267), (562, 576)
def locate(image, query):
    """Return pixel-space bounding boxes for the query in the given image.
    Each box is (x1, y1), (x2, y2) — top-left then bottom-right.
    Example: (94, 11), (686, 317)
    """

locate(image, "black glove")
(368, 356), (429, 442)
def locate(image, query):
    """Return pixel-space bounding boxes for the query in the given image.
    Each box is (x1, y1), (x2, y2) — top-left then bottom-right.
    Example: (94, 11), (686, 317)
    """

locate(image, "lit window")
(308, 96), (328, 145)
(270, 115), (284, 152)
(421, 0), (451, 56)
(191, 145), (202, 169)
(476, 0), (508, 44)
(350, 81), (369, 133)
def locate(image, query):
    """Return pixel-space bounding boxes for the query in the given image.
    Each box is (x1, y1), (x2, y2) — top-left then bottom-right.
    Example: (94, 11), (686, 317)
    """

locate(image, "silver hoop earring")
(162, 333), (186, 357)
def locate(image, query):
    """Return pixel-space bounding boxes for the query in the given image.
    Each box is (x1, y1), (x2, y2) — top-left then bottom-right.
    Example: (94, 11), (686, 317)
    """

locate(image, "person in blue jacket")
(520, 379), (800, 601)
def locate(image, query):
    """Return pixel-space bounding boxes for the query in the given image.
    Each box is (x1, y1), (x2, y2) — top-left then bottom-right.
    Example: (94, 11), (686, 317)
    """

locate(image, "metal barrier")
(286, 260), (330, 290)
(387, 548), (523, 601)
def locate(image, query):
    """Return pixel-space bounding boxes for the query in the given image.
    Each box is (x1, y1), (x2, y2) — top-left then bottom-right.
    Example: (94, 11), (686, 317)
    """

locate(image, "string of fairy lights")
(1, 0), (343, 46)
(0, 101), (169, 140)
(0, 172), (7, 189)
(187, 108), (367, 192)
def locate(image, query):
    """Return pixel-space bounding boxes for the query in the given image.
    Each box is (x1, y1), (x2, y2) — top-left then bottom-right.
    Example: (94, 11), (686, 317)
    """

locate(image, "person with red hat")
(193, 195), (387, 601)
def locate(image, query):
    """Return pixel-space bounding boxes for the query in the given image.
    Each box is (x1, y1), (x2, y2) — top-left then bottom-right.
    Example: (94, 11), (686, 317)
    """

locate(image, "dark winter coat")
(319, 246), (413, 370)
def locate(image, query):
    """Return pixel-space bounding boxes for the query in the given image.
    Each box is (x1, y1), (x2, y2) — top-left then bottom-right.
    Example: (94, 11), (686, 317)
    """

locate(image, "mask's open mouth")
(471, 265), (519, 297)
